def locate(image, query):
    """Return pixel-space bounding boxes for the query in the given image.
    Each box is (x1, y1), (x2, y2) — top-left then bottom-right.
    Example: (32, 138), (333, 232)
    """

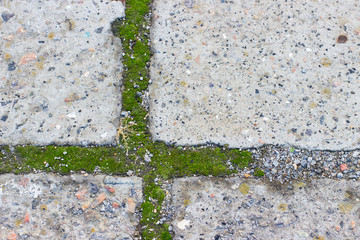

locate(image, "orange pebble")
(194, 56), (200, 63)
(23, 212), (29, 223)
(75, 188), (88, 200)
(340, 164), (348, 172)
(104, 186), (115, 193)
(7, 232), (17, 240)
(93, 193), (106, 208)
(350, 220), (356, 230)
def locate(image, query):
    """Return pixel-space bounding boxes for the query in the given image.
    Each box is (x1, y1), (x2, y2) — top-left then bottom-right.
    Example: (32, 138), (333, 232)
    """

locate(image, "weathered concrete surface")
(150, 0), (360, 150)
(0, 0), (124, 145)
(171, 177), (360, 240)
(0, 174), (142, 240)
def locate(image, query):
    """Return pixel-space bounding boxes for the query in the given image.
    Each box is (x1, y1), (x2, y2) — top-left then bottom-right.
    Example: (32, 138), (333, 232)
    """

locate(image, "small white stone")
(231, 183), (239, 190)
(241, 129), (250, 135)
(177, 219), (191, 230)
(67, 112), (76, 118)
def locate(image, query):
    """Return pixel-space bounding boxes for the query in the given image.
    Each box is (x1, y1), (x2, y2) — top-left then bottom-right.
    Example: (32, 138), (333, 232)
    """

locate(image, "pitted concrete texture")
(0, 174), (142, 240)
(0, 1), (124, 145)
(172, 177), (360, 240)
(150, 0), (360, 150)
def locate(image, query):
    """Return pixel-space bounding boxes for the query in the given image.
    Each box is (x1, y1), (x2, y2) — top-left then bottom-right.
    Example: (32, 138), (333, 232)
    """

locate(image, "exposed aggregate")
(0, 0), (124, 145)
(150, 0), (360, 150)
(170, 177), (360, 240)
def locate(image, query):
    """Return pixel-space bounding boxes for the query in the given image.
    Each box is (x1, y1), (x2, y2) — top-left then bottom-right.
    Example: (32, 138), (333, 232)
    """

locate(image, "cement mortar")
(172, 176), (360, 239)
(0, 174), (142, 240)
(0, 0), (124, 145)
(150, 0), (360, 150)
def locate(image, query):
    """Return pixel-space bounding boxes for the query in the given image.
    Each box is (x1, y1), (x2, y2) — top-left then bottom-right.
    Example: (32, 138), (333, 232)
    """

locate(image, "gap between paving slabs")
(0, 0), (253, 239)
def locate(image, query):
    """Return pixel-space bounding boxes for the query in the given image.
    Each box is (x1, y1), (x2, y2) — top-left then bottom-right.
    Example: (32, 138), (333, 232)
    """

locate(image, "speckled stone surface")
(0, 174), (142, 240)
(171, 177), (360, 239)
(0, 0), (124, 145)
(150, 0), (360, 150)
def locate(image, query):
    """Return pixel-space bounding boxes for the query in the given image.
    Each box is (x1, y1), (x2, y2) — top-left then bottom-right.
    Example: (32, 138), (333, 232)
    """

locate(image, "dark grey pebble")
(184, 0), (193, 8)
(8, 61), (16, 71)
(2, 12), (15, 22)
(301, 160), (307, 168)
(95, 27), (104, 34)
(90, 183), (99, 194)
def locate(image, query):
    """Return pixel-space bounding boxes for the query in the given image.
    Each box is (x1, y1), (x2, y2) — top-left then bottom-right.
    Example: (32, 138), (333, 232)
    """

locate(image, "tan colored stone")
(75, 188), (88, 200)
(18, 52), (37, 66)
(92, 193), (106, 209)
(3, 34), (14, 41)
(127, 198), (136, 213)
(82, 199), (93, 211)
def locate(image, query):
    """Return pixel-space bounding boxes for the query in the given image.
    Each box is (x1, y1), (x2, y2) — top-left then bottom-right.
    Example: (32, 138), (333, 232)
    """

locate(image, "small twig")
(116, 117), (137, 154)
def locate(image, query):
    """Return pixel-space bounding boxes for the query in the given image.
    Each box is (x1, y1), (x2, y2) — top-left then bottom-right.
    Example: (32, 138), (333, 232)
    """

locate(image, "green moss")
(254, 167), (265, 177)
(231, 150), (253, 168)
(0, 145), (138, 175)
(152, 144), (244, 179)
(141, 201), (157, 222)
(0, 146), (9, 158)
(160, 228), (172, 240)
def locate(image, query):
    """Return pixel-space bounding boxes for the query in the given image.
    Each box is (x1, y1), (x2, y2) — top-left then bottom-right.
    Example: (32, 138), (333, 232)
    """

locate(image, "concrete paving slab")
(150, 0), (360, 150)
(0, 0), (124, 145)
(0, 174), (142, 239)
(171, 177), (360, 240)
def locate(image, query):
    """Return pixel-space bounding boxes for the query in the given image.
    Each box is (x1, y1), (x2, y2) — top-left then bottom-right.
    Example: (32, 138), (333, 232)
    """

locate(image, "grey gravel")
(242, 145), (360, 183)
